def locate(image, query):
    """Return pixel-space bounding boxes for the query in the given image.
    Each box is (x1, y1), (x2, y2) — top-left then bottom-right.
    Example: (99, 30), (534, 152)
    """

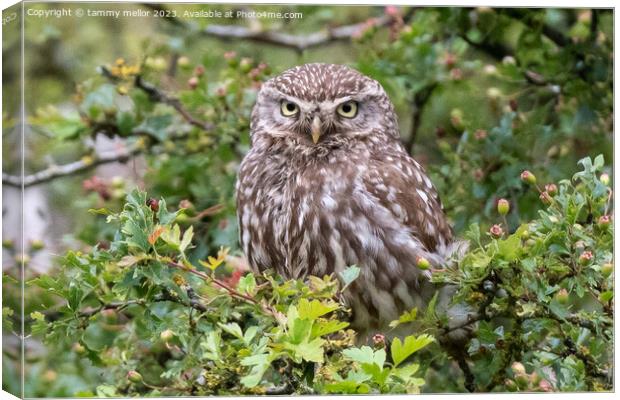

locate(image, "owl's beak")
(311, 115), (322, 144)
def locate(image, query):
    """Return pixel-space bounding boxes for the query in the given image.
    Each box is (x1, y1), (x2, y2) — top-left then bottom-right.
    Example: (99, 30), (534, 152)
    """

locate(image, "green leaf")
(343, 346), (386, 368)
(200, 331), (221, 361)
(135, 114), (173, 142)
(298, 298), (338, 320)
(292, 337), (325, 363)
(389, 307), (418, 328)
(218, 322), (243, 339)
(117, 254), (147, 267)
(339, 265), (360, 291)
(240, 352), (271, 388)
(312, 319), (349, 338)
(95, 384), (119, 397)
(180, 225), (194, 252)
(237, 273), (256, 296)
(390, 334), (434, 367)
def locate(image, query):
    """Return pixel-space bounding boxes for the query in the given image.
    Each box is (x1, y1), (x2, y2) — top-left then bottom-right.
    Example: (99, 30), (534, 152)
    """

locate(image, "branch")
(199, 15), (390, 52)
(143, 2), (404, 54)
(3, 143), (143, 188)
(3, 76), (212, 189)
(133, 75), (213, 131)
(405, 82), (438, 154)
(501, 9), (569, 48)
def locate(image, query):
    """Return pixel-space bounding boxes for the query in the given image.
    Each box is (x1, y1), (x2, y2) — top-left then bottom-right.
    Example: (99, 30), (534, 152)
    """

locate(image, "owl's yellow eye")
(336, 101), (358, 118)
(280, 101), (299, 117)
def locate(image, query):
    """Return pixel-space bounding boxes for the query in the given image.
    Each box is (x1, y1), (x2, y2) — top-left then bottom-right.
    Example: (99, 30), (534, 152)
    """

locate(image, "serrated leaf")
(218, 322), (243, 339)
(312, 319), (349, 338)
(343, 346), (385, 368)
(389, 307), (418, 328)
(117, 254), (146, 267)
(339, 265), (360, 291)
(391, 334), (434, 367)
(298, 298), (338, 320)
(237, 273), (256, 296)
(180, 225), (194, 252)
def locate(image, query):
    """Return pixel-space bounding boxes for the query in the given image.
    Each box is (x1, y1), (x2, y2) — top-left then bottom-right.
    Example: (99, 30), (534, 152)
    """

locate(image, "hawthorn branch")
(141, 3), (393, 53)
(133, 75), (213, 131)
(3, 144), (143, 188)
(405, 82), (438, 154)
(3, 76), (212, 189)
(199, 15), (391, 53)
(76, 291), (208, 318)
(164, 258), (279, 318)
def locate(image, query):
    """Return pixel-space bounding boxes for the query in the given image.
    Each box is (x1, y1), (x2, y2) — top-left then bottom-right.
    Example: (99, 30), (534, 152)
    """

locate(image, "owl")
(236, 63), (466, 339)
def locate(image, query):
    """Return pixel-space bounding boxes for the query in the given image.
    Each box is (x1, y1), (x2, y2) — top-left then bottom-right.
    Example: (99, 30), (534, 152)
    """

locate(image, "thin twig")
(3, 144), (143, 188)
(3, 75), (213, 189)
(405, 82), (438, 154)
(199, 15), (391, 53)
(133, 75), (213, 131)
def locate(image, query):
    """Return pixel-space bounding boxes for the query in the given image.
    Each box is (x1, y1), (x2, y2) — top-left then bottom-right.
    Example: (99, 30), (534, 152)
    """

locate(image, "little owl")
(236, 63), (466, 339)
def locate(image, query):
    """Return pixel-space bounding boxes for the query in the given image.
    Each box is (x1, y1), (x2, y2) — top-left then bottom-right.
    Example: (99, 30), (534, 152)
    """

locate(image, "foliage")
(431, 155), (613, 392)
(27, 189), (432, 396)
(2, 5), (613, 396)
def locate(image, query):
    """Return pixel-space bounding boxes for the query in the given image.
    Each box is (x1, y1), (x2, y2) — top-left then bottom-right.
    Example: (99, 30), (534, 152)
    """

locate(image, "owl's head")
(251, 63), (400, 150)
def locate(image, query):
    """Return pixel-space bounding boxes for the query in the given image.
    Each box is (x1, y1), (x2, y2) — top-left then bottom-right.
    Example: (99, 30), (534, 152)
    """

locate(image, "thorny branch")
(199, 16), (392, 53)
(2, 76), (212, 189)
(142, 3), (393, 53)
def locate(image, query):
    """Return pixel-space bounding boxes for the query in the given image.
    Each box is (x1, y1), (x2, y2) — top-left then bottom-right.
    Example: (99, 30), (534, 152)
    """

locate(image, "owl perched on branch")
(236, 63), (467, 339)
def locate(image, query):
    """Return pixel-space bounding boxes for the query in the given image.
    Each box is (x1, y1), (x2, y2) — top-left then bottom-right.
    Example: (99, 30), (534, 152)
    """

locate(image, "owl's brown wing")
(363, 151), (453, 253)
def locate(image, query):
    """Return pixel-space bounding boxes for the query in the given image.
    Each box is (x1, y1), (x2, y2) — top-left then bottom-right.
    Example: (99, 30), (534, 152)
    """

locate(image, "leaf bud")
(127, 370), (143, 383)
(489, 224), (504, 238)
(520, 170), (537, 185)
(539, 191), (552, 205)
(160, 329), (175, 342)
(73, 342), (86, 355)
(598, 215), (611, 228)
(544, 183), (558, 196)
(497, 198), (510, 216)
(579, 250), (593, 265)
(555, 288), (569, 304)
(194, 64), (205, 77)
(177, 56), (190, 67)
(416, 256), (431, 270)
(600, 173), (610, 186)
(511, 362), (526, 375)
(601, 263), (613, 278)
(188, 76), (199, 90)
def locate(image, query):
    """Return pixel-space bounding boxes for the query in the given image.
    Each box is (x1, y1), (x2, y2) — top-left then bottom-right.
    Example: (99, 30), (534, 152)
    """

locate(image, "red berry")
(146, 198), (159, 212)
